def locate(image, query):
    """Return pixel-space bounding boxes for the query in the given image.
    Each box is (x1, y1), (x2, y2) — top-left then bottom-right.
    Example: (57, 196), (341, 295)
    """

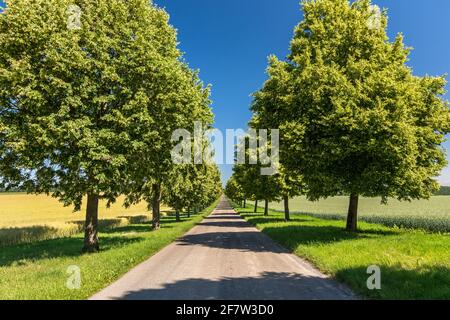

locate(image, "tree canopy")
(230, 0), (450, 231)
(0, 0), (219, 251)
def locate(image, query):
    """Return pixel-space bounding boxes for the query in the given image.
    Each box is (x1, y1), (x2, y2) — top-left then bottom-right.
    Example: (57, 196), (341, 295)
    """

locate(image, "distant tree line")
(434, 186), (450, 196)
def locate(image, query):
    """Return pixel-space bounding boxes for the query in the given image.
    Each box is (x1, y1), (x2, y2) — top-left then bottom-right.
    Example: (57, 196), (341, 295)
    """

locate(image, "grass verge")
(233, 204), (450, 300)
(0, 200), (219, 300)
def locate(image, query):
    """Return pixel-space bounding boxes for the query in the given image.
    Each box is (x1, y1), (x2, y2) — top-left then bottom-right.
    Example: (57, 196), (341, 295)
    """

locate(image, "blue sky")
(1, 0), (449, 185)
(152, 0), (450, 184)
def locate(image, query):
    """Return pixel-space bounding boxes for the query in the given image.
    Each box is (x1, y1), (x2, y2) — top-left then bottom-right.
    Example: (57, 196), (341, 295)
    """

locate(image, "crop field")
(266, 196), (450, 233)
(0, 193), (169, 247)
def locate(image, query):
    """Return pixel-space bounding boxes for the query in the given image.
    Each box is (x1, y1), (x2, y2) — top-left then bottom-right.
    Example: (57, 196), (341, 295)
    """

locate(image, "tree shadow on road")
(198, 216), (253, 228)
(176, 231), (286, 253)
(116, 271), (356, 300)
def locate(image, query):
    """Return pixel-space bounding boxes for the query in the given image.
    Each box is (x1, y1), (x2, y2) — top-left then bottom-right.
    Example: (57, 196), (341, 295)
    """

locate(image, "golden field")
(0, 193), (167, 247)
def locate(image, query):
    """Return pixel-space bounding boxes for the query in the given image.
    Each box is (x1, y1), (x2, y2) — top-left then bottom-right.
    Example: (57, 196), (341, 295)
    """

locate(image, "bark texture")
(284, 195), (290, 221)
(264, 199), (269, 216)
(152, 183), (162, 230)
(82, 193), (100, 253)
(346, 193), (359, 232)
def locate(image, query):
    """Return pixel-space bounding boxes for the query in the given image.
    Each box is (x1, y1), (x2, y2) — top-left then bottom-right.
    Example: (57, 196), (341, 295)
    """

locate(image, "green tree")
(165, 165), (194, 222)
(200, 164), (223, 208)
(123, 63), (213, 230)
(276, 167), (304, 221)
(225, 176), (244, 205)
(0, 0), (190, 251)
(232, 161), (252, 209)
(251, 61), (305, 221)
(166, 163), (222, 222)
(280, 0), (450, 231)
(232, 148), (281, 217)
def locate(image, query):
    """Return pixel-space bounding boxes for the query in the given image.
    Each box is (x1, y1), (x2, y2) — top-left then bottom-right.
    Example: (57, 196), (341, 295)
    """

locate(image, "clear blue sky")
(152, 0), (450, 184)
(1, 0), (449, 185)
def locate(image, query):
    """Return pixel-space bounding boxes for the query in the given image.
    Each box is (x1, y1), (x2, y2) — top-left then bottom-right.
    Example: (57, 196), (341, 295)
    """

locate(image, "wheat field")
(0, 193), (167, 246)
(267, 196), (450, 232)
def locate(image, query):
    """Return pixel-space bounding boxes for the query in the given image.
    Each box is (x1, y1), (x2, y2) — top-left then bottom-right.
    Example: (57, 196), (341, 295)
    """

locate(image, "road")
(90, 196), (357, 300)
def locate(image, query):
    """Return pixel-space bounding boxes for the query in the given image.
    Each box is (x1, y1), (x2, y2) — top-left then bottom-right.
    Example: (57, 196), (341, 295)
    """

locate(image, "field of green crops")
(266, 196), (450, 233)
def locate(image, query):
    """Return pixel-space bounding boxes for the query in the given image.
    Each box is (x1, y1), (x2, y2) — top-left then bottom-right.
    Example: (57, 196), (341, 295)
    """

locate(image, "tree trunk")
(264, 199), (269, 216)
(175, 209), (181, 222)
(243, 199), (246, 208)
(284, 195), (290, 221)
(346, 193), (359, 232)
(152, 183), (162, 230)
(254, 200), (258, 213)
(187, 207), (191, 218)
(82, 193), (100, 253)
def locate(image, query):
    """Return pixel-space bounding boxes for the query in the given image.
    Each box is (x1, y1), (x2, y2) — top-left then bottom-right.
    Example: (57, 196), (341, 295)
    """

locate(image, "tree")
(166, 163), (222, 222)
(232, 144), (281, 217)
(200, 164), (223, 208)
(165, 165), (194, 222)
(0, 0), (192, 251)
(225, 176), (244, 205)
(233, 159), (256, 210)
(279, 0), (450, 231)
(276, 167), (304, 221)
(123, 61), (214, 229)
(251, 59), (305, 221)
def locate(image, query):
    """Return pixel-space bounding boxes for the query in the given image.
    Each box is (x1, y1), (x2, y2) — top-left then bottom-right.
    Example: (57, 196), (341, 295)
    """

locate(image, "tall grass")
(0, 216), (150, 247)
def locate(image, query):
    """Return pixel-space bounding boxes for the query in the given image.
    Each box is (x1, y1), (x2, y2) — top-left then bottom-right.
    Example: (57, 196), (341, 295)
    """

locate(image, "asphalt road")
(90, 197), (357, 300)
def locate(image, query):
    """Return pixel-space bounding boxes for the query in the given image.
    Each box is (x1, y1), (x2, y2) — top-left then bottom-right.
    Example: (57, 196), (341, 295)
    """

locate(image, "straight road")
(91, 196), (357, 300)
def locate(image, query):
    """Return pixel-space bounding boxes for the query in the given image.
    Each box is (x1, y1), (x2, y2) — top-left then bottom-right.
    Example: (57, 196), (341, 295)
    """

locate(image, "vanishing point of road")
(91, 196), (357, 300)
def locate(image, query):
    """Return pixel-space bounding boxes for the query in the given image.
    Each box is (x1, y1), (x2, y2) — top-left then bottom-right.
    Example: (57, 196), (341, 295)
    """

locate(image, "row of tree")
(0, 0), (222, 252)
(226, 0), (450, 231)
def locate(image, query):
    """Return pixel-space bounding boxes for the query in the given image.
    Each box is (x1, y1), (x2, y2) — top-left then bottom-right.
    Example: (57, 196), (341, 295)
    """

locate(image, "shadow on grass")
(241, 214), (398, 250)
(0, 216), (151, 248)
(335, 265), (450, 300)
(0, 234), (144, 267)
(0, 214), (187, 247)
(102, 224), (153, 234)
(69, 215), (150, 231)
(115, 271), (356, 300)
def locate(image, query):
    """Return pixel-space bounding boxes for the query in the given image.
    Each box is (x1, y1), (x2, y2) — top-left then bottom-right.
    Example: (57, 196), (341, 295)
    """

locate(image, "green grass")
(265, 196), (450, 232)
(0, 200), (218, 300)
(234, 204), (450, 300)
